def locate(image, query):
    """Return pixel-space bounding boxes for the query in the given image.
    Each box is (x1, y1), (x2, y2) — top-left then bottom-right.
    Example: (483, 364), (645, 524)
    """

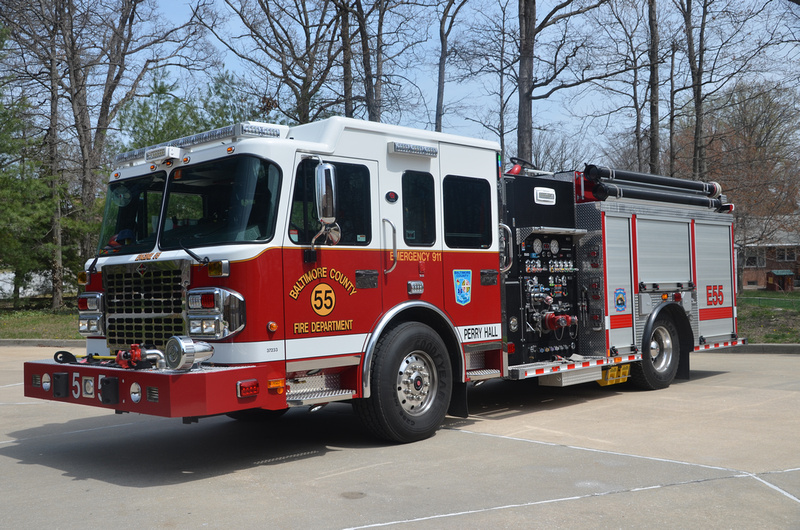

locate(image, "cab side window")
(289, 159), (371, 245)
(402, 171), (435, 246)
(443, 175), (492, 249)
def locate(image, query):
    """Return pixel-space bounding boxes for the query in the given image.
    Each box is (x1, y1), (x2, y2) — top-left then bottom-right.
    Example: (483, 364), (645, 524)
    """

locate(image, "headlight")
(78, 293), (104, 336)
(78, 315), (103, 336)
(185, 288), (245, 340)
(78, 292), (103, 312)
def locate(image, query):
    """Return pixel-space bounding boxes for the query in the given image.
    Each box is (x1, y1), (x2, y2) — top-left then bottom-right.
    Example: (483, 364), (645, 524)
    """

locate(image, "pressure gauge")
(532, 238), (543, 254)
(549, 239), (559, 255)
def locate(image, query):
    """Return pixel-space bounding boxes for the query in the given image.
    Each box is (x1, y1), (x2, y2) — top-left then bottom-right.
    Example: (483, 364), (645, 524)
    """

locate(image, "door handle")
(383, 218), (398, 274)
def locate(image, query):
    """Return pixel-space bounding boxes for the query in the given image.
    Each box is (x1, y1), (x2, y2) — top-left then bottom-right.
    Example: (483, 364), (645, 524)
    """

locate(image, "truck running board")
(507, 353), (642, 382)
(286, 389), (356, 407)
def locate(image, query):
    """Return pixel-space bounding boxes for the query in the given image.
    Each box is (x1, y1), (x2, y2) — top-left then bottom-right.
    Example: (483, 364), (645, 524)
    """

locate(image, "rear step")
(508, 353), (642, 381)
(466, 368), (502, 381)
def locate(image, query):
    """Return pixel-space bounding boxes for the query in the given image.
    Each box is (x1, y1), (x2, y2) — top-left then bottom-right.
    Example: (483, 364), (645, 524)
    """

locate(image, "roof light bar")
(113, 122), (284, 167)
(145, 145), (183, 163)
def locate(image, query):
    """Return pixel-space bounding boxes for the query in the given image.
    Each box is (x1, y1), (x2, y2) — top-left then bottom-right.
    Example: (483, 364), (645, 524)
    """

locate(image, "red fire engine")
(23, 117), (744, 442)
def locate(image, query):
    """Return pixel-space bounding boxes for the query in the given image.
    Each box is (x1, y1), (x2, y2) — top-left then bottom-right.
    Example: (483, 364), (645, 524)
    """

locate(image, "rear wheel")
(354, 322), (452, 443)
(631, 315), (680, 390)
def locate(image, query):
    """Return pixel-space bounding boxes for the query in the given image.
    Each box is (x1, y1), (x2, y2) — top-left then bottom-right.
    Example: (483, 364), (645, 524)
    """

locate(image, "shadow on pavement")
(2, 369), (728, 487)
(1, 403), (378, 488)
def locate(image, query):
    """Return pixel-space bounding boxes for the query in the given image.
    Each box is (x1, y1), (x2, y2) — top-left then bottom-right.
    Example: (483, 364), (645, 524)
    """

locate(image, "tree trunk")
(648, 0), (660, 175)
(669, 41), (677, 177)
(435, 1), (455, 132)
(48, 2), (64, 310)
(517, 0), (536, 162)
(340, 2), (354, 117)
(354, 0), (378, 121)
(680, 0), (707, 180)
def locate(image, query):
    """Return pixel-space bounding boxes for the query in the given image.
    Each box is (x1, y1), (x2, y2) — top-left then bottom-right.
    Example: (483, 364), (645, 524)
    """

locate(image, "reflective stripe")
(286, 333), (369, 361)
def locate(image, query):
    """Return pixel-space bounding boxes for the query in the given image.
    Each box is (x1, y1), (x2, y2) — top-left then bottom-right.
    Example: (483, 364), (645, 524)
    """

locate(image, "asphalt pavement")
(1, 345), (798, 528)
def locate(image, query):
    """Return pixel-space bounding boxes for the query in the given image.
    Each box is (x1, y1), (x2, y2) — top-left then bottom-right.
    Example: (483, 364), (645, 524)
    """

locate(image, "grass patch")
(0, 293), (798, 343)
(736, 299), (800, 343)
(0, 310), (82, 340)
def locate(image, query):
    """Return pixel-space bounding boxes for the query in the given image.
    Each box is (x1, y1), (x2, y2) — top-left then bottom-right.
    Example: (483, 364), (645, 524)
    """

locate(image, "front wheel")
(354, 322), (452, 443)
(631, 316), (680, 390)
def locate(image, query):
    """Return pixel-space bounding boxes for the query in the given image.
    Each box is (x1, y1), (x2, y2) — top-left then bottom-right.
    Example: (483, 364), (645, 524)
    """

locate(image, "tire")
(631, 315), (681, 390)
(226, 408), (288, 422)
(354, 322), (452, 443)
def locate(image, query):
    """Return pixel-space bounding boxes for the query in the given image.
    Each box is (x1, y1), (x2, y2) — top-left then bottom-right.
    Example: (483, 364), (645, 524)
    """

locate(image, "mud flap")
(676, 347), (691, 380)
(447, 380), (469, 418)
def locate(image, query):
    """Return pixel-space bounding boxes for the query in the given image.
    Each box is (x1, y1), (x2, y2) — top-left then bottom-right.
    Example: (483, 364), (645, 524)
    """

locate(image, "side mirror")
(315, 162), (337, 226)
(306, 162), (340, 263)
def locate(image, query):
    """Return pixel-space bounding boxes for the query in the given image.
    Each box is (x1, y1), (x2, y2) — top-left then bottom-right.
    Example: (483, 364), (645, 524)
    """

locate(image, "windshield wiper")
(88, 253), (101, 274)
(179, 239), (209, 266)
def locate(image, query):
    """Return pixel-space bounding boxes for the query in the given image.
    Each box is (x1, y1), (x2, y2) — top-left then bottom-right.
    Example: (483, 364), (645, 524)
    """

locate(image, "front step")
(286, 389), (356, 406)
(507, 353), (642, 381)
(286, 373), (355, 406)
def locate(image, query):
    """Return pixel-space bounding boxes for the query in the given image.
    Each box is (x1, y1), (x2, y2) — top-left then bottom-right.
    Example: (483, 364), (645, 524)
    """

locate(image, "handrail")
(383, 218), (398, 274)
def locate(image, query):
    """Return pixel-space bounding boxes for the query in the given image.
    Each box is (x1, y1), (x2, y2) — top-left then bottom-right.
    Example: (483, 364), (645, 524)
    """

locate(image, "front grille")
(103, 260), (189, 351)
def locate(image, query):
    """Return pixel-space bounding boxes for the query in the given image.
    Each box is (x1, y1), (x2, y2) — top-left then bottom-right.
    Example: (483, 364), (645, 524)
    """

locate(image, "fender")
(641, 301), (693, 380)
(361, 301), (464, 400)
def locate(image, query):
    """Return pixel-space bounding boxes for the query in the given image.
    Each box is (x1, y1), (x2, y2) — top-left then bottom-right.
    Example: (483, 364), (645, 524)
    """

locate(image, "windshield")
(159, 155), (281, 249)
(98, 172), (167, 255)
(97, 155), (281, 256)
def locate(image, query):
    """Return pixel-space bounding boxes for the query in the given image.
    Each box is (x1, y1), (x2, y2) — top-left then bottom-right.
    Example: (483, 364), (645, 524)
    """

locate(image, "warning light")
(237, 379), (260, 398)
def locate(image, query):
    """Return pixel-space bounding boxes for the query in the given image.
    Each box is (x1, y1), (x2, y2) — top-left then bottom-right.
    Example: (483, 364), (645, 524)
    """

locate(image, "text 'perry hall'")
(462, 325), (500, 340)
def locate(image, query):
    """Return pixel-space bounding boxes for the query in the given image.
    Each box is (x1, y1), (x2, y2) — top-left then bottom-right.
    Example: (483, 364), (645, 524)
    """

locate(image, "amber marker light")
(207, 260), (230, 278)
(266, 379), (285, 394)
(268, 321), (279, 333)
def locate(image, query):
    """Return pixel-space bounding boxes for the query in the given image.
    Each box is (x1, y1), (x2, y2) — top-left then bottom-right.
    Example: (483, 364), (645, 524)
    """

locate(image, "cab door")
(377, 155), (444, 313)
(282, 155), (382, 364)
(438, 144), (502, 346)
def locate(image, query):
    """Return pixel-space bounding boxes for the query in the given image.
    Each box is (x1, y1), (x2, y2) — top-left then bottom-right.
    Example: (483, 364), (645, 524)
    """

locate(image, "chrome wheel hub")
(649, 326), (674, 373)
(396, 350), (437, 416)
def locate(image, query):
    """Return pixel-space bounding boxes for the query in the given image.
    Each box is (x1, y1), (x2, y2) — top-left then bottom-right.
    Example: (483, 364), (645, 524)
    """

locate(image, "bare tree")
(1, 0), (210, 307)
(200, 0), (342, 124)
(451, 0), (519, 155)
(434, 0), (468, 131)
(349, 0), (430, 122)
(703, 82), (800, 248)
(517, 0), (615, 162)
(673, 0), (780, 180)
